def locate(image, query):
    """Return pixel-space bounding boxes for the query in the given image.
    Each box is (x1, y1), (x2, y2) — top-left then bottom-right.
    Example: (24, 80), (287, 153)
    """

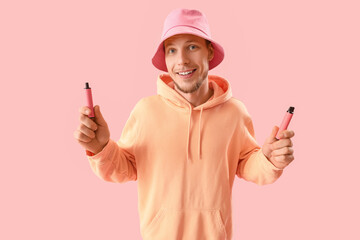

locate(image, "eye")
(189, 45), (197, 50)
(167, 48), (176, 54)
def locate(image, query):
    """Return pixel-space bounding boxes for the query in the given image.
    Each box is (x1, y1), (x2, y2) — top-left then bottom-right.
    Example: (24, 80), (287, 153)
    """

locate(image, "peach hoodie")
(87, 74), (283, 240)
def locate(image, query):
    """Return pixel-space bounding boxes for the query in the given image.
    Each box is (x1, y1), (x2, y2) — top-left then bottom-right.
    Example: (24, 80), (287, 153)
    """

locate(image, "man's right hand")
(74, 105), (110, 155)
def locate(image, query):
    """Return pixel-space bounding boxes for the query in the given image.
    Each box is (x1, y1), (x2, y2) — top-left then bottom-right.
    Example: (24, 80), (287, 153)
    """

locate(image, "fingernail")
(85, 110), (90, 114)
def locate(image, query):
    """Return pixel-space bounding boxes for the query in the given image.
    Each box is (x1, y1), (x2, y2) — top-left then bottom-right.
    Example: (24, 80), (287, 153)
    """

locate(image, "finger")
(271, 147), (294, 157)
(79, 114), (98, 131)
(272, 154), (294, 163)
(78, 124), (96, 139)
(74, 129), (93, 143)
(280, 130), (295, 139)
(79, 106), (92, 116)
(272, 138), (293, 150)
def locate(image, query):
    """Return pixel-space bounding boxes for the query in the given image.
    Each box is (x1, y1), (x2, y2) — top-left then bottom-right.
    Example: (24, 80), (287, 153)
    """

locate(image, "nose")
(177, 49), (189, 66)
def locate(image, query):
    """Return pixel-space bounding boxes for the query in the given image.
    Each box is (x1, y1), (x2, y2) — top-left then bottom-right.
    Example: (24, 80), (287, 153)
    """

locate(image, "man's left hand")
(261, 126), (295, 170)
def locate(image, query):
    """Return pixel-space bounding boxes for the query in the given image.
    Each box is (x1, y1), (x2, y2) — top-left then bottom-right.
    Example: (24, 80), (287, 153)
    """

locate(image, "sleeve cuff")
(86, 139), (115, 161)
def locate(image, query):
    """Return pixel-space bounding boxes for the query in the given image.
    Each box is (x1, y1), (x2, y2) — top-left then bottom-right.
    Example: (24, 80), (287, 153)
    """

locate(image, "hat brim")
(152, 26), (224, 72)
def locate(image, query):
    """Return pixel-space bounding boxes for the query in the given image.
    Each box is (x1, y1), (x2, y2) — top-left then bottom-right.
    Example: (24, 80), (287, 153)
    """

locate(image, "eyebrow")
(165, 40), (199, 47)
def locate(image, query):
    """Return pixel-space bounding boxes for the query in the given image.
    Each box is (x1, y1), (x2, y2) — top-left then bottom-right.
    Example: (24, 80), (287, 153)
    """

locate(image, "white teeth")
(178, 70), (194, 75)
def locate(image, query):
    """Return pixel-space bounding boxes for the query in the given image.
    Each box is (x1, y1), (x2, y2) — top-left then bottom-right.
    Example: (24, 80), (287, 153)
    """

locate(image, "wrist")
(95, 139), (109, 155)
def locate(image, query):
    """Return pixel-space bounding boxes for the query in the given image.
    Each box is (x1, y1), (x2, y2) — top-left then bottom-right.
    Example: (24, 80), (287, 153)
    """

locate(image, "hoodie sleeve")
(86, 105), (140, 183)
(236, 108), (283, 186)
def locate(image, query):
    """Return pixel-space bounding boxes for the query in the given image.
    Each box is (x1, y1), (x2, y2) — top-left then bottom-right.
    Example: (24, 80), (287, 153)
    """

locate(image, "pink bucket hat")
(152, 8), (225, 72)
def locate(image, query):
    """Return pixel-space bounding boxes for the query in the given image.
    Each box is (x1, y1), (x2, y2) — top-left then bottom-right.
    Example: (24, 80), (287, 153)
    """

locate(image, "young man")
(74, 8), (295, 240)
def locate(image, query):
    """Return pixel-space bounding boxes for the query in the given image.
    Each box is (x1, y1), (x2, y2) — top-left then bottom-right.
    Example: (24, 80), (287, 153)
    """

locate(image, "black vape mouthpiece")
(85, 82), (91, 89)
(287, 106), (295, 114)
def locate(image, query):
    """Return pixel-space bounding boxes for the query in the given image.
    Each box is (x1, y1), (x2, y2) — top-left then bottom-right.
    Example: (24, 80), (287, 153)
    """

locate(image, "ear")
(208, 43), (214, 61)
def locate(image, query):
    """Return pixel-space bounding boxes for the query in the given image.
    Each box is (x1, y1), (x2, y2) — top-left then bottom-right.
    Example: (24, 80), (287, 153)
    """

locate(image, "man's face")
(164, 34), (214, 94)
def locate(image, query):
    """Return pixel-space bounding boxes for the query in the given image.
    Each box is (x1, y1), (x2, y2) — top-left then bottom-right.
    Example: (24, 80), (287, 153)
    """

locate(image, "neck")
(175, 78), (214, 107)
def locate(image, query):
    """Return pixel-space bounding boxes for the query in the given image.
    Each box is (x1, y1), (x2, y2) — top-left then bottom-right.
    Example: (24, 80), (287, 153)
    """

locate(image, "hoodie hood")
(157, 74), (232, 162)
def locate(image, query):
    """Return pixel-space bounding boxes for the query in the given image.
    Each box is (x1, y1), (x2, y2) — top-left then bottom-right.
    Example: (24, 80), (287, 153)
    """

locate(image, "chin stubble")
(173, 79), (203, 94)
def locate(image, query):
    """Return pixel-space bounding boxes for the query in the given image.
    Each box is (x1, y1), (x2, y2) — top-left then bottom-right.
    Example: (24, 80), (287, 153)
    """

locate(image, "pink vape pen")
(275, 106), (295, 140)
(85, 82), (95, 118)
(85, 82), (95, 156)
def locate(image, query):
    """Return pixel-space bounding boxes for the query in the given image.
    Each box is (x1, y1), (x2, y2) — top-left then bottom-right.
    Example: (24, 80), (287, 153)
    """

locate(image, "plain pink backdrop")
(1, 0), (359, 239)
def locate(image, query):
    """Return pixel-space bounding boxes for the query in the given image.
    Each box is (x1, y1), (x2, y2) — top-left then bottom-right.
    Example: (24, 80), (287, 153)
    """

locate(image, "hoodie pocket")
(143, 208), (227, 240)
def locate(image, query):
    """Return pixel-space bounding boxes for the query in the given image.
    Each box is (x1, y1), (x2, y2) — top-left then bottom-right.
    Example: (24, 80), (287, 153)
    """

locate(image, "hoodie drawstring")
(187, 108), (192, 162)
(198, 107), (203, 160)
(187, 107), (204, 162)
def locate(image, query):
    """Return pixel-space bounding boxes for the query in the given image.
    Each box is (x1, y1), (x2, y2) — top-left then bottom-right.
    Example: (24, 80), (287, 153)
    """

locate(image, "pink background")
(1, 0), (359, 239)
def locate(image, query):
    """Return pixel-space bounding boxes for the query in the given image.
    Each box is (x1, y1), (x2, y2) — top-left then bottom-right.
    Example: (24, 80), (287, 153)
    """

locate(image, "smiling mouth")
(176, 69), (197, 76)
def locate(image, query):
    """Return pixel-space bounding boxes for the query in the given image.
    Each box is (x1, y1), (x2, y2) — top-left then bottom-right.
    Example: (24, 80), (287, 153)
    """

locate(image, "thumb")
(262, 125), (279, 159)
(93, 105), (107, 126)
(268, 125), (279, 142)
